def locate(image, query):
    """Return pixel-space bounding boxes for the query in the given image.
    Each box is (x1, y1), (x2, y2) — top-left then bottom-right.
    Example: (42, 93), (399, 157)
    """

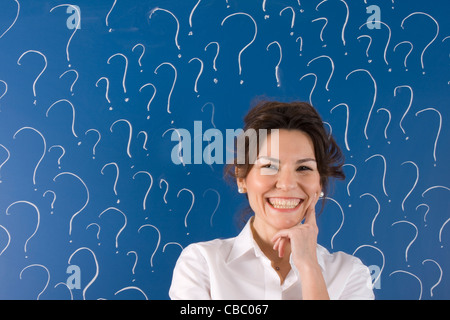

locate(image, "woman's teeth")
(268, 198), (301, 209)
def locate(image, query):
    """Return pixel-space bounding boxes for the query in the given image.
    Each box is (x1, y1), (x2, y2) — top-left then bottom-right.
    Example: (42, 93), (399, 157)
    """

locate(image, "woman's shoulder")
(181, 236), (236, 259)
(317, 245), (374, 299)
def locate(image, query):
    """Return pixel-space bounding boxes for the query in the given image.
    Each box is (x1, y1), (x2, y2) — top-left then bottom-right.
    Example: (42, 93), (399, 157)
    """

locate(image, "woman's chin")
(265, 203), (304, 230)
(266, 214), (302, 231)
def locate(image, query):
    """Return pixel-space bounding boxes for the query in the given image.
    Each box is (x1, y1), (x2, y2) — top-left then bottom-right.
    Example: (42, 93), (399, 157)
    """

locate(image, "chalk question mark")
(393, 85), (414, 139)
(13, 127), (47, 190)
(19, 264), (50, 300)
(177, 188), (195, 235)
(132, 43), (145, 72)
(0, 144), (10, 183)
(6, 201), (41, 258)
(105, 0), (117, 32)
(133, 171), (153, 211)
(280, 6), (296, 36)
(0, 80), (7, 111)
(159, 178), (169, 204)
(342, 163), (357, 197)
(114, 286), (149, 300)
(0, 225), (11, 256)
(391, 220), (418, 265)
(138, 224), (161, 268)
(68, 247), (99, 300)
(221, 12), (258, 85)
(101, 162), (120, 204)
(203, 188), (220, 227)
(401, 12), (440, 74)
(353, 244), (385, 290)
(330, 103), (350, 151)
(53, 172), (90, 237)
(201, 102), (216, 129)
(95, 77), (111, 108)
(359, 20), (392, 69)
(107, 53), (129, 102)
(299, 73), (317, 105)
(188, 0), (202, 36)
(46, 99), (80, 145)
(17, 50), (48, 105)
(365, 154), (389, 198)
(205, 42), (220, 84)
(400, 161), (419, 212)
(422, 259), (443, 297)
(389, 270), (422, 300)
(346, 69), (377, 141)
(315, 0), (349, 46)
(154, 62), (177, 114)
(139, 83), (156, 119)
(266, 41), (282, 87)
(188, 57), (204, 96)
(415, 108), (442, 164)
(127, 251), (138, 281)
(393, 41), (413, 71)
(86, 223), (101, 246)
(49, 145), (65, 170)
(360, 193), (380, 239)
(50, 4), (81, 67)
(59, 69), (79, 96)
(0, 0), (20, 40)
(110, 119), (133, 158)
(85, 129), (101, 159)
(99, 207), (128, 253)
(308, 55), (335, 92)
(137, 131), (149, 155)
(149, 7), (181, 57)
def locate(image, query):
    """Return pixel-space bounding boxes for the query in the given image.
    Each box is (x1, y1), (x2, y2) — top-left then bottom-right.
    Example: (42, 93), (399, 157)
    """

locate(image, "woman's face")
(239, 129), (322, 234)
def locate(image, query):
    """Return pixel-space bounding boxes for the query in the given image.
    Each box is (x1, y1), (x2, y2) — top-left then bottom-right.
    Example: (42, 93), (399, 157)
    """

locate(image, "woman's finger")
(273, 236), (281, 251)
(272, 234), (289, 258)
(278, 237), (287, 258)
(271, 229), (290, 244)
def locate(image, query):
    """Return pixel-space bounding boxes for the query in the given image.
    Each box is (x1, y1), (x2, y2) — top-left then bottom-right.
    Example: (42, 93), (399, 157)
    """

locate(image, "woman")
(169, 101), (374, 300)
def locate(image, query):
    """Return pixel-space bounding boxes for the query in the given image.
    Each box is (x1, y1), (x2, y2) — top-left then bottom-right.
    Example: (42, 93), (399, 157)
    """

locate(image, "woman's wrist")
(294, 259), (321, 274)
(294, 260), (330, 300)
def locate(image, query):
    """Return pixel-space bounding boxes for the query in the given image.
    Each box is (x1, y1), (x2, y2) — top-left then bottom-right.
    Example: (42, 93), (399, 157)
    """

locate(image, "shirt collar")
(226, 218), (258, 263)
(226, 217), (327, 272)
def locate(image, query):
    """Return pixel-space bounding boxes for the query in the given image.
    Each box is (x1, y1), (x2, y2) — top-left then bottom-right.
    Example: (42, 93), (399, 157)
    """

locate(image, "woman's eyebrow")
(296, 158), (316, 164)
(256, 156), (316, 164)
(256, 156), (280, 163)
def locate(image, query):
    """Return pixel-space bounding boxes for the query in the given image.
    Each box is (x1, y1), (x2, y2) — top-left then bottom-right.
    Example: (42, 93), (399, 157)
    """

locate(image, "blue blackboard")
(0, 0), (449, 300)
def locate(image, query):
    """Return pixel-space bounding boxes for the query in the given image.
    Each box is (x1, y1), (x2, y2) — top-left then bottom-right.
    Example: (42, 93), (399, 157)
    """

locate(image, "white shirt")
(169, 220), (375, 300)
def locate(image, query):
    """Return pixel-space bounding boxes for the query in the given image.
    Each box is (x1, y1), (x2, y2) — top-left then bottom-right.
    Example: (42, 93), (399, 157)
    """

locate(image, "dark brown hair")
(224, 100), (345, 217)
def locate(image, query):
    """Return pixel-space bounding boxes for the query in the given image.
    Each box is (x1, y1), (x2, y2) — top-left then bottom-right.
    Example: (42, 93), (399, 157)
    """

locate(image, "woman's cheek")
(299, 172), (321, 192)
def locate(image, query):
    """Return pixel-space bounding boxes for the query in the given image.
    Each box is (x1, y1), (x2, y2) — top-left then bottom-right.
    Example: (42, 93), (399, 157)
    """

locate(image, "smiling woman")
(228, 100), (346, 212)
(169, 100), (375, 300)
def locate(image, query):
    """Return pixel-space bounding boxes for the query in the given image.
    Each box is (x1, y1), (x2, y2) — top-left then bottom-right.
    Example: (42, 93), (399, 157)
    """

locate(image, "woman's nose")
(275, 168), (297, 190)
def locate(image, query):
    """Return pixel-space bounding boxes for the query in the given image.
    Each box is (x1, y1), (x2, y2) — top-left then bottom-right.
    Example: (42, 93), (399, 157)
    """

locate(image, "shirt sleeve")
(169, 244), (212, 300)
(339, 257), (375, 300)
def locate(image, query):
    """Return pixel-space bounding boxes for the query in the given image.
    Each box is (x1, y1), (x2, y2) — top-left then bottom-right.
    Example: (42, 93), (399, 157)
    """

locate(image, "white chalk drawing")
(0, 1), (447, 300)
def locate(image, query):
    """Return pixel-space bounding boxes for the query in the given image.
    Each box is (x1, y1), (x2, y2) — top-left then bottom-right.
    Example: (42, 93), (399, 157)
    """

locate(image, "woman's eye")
(259, 164), (279, 175)
(297, 166), (312, 171)
(262, 164), (278, 170)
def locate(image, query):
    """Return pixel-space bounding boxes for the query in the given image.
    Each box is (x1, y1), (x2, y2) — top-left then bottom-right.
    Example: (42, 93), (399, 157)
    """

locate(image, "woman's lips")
(266, 197), (303, 210)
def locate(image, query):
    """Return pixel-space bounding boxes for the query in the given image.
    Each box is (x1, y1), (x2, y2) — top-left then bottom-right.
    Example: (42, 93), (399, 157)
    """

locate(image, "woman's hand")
(271, 192), (319, 267)
(271, 192), (330, 299)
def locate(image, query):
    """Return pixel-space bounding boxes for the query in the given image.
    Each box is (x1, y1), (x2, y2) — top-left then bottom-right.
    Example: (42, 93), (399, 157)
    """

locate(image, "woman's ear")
(235, 167), (247, 193)
(236, 178), (246, 193)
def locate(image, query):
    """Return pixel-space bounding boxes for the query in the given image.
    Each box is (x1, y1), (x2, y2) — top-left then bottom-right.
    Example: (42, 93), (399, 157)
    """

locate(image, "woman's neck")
(250, 217), (291, 262)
